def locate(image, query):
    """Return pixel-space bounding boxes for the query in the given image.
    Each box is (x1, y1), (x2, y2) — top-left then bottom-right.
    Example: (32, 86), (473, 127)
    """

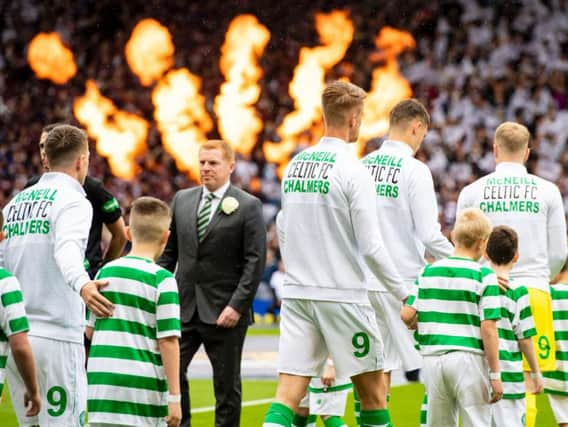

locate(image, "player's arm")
(401, 278), (419, 328)
(348, 165), (407, 301)
(159, 336), (181, 427)
(546, 185), (568, 279)
(157, 193), (179, 272)
(156, 277), (181, 426)
(409, 164), (453, 259)
(53, 199), (113, 317)
(480, 319), (502, 402)
(518, 338), (543, 393)
(102, 217), (127, 264)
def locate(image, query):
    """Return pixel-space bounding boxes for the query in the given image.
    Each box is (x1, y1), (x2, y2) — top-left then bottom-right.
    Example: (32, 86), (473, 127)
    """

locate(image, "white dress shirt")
(199, 180), (231, 222)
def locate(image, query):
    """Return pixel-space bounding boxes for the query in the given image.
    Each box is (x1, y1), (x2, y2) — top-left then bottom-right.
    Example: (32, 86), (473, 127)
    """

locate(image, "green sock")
(323, 415), (347, 427)
(354, 390), (361, 427)
(360, 409), (391, 427)
(263, 402), (294, 427)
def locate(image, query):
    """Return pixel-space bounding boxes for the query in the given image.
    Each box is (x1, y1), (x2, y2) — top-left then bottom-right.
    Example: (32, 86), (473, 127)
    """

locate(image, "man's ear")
(513, 250), (520, 263)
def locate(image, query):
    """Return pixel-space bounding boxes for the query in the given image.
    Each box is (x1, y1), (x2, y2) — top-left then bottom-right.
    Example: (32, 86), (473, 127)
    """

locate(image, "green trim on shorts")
(308, 383), (353, 393)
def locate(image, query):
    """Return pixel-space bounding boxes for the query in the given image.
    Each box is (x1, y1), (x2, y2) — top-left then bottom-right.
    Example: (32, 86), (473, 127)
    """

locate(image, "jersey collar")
(202, 180), (230, 201)
(319, 137), (350, 151)
(39, 172), (86, 196)
(495, 162), (528, 175)
(381, 140), (414, 157)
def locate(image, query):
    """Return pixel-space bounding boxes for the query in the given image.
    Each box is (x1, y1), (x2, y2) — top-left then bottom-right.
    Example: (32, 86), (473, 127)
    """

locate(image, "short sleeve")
(513, 286), (536, 340)
(0, 274), (29, 337)
(479, 272), (501, 321)
(155, 273), (180, 339)
(406, 277), (420, 309)
(90, 179), (122, 224)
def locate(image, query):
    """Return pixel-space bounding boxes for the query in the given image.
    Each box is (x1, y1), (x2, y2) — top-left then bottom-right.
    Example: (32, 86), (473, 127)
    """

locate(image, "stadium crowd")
(2, 0), (568, 307)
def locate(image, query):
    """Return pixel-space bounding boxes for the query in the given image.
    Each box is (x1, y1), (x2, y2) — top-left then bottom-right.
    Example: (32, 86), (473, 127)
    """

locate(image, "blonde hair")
(200, 140), (235, 162)
(322, 81), (366, 127)
(452, 208), (492, 249)
(494, 122), (530, 154)
(129, 197), (171, 244)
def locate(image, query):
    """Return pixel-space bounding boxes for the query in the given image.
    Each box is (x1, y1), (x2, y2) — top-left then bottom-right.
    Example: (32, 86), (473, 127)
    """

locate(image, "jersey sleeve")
(479, 271), (502, 321)
(456, 183), (475, 212)
(405, 277), (420, 309)
(91, 180), (122, 225)
(0, 274), (29, 337)
(513, 286), (536, 340)
(155, 272), (181, 339)
(409, 163), (453, 260)
(546, 184), (568, 279)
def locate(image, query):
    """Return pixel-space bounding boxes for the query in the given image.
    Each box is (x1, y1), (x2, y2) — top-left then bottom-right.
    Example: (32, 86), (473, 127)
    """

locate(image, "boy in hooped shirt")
(544, 262), (568, 427)
(485, 226), (543, 427)
(402, 208), (503, 427)
(86, 197), (181, 427)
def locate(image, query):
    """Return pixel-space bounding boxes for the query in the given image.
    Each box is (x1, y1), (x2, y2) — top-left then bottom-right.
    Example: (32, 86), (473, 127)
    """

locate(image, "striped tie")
(197, 193), (215, 241)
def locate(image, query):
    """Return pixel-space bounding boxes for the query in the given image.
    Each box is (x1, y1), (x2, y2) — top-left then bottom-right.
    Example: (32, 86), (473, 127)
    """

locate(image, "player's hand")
(80, 279), (114, 317)
(321, 363), (336, 387)
(490, 379), (503, 403)
(497, 276), (510, 292)
(531, 372), (544, 394)
(165, 402), (181, 427)
(24, 390), (41, 416)
(216, 306), (241, 328)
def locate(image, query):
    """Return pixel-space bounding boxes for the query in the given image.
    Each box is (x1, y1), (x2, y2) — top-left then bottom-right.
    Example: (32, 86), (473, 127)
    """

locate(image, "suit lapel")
(188, 187), (203, 249)
(200, 185), (234, 242)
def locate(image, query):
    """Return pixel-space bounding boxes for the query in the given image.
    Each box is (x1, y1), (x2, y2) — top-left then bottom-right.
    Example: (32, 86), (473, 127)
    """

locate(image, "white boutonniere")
(221, 196), (239, 215)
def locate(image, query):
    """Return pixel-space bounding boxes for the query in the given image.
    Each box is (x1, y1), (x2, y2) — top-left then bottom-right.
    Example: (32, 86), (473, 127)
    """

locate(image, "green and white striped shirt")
(87, 256), (181, 426)
(544, 283), (568, 396)
(0, 268), (29, 398)
(407, 257), (501, 356)
(497, 281), (536, 399)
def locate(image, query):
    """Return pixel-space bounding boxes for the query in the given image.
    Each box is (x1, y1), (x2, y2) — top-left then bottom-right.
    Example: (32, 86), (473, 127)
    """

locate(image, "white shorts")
(7, 335), (86, 427)
(299, 378), (352, 416)
(278, 299), (384, 379)
(368, 291), (422, 372)
(423, 351), (491, 427)
(492, 398), (525, 427)
(548, 394), (568, 423)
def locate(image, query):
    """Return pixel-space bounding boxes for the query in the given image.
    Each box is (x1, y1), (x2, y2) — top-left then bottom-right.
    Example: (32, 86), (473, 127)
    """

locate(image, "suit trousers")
(180, 316), (248, 427)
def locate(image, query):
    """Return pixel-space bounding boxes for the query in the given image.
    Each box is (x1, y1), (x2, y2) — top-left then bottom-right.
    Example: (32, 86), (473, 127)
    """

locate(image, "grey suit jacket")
(158, 184), (266, 325)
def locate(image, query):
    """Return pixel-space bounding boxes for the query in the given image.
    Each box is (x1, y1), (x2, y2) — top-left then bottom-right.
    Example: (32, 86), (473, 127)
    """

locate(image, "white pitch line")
(191, 397), (274, 414)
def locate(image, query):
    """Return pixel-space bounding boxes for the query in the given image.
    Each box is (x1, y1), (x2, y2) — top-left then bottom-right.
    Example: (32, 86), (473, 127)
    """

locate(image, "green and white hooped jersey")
(457, 162), (568, 292)
(87, 256), (181, 426)
(407, 257), (501, 356)
(544, 283), (568, 395)
(0, 269), (29, 398)
(497, 281), (536, 399)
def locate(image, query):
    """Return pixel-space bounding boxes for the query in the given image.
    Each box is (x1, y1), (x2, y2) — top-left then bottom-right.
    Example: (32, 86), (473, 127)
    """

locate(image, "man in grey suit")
(158, 140), (266, 427)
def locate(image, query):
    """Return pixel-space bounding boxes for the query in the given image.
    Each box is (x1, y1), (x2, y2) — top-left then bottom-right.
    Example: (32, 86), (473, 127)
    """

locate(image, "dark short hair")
(44, 125), (88, 168)
(389, 99), (431, 128)
(486, 225), (518, 266)
(42, 122), (66, 135)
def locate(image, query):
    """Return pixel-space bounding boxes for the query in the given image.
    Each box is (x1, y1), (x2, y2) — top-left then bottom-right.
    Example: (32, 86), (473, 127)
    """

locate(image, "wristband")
(489, 372), (501, 381)
(168, 394), (181, 403)
(530, 372), (542, 379)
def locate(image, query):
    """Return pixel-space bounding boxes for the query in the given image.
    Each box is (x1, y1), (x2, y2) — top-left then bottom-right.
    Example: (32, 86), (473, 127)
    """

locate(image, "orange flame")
(73, 80), (149, 179)
(152, 69), (213, 179)
(27, 32), (77, 84)
(359, 27), (415, 143)
(214, 15), (270, 155)
(264, 10), (354, 167)
(125, 19), (175, 86)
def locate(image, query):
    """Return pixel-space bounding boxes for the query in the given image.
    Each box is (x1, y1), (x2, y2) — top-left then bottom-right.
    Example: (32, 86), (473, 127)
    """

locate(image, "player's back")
(458, 163), (567, 291)
(279, 137), (376, 304)
(496, 281), (535, 399)
(87, 255), (180, 426)
(1, 172), (91, 343)
(414, 257), (501, 356)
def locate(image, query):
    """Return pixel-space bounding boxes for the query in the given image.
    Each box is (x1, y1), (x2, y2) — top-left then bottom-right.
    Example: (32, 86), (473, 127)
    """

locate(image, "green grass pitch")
(0, 379), (557, 426)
